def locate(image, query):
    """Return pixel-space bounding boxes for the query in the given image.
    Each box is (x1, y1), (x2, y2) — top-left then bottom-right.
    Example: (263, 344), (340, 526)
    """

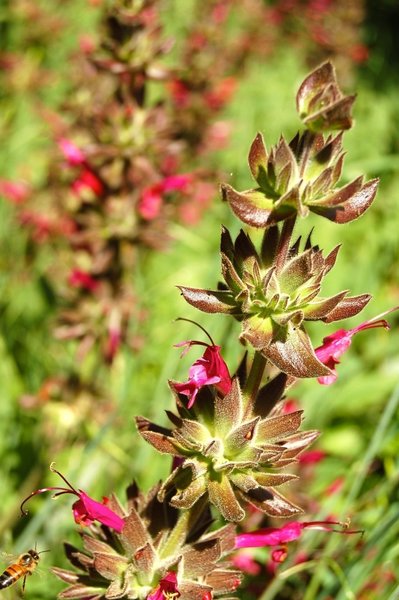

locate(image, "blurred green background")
(1, 0), (399, 598)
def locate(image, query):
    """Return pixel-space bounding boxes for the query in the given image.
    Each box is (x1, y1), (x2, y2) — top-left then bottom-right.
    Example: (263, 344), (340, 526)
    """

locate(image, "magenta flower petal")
(161, 174), (191, 192)
(174, 341), (231, 408)
(235, 522), (303, 549)
(235, 520), (362, 556)
(315, 308), (397, 385)
(59, 138), (86, 165)
(73, 491), (124, 532)
(138, 186), (163, 220)
(147, 572), (180, 600)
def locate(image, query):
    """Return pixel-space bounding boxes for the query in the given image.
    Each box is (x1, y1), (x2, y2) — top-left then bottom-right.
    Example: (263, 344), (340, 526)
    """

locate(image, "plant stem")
(275, 216), (296, 272)
(242, 350), (267, 415)
(159, 495), (208, 559)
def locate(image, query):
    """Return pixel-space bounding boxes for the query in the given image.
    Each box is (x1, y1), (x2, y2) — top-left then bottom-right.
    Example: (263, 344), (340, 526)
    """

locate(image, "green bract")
(137, 378), (318, 522)
(179, 226), (370, 378)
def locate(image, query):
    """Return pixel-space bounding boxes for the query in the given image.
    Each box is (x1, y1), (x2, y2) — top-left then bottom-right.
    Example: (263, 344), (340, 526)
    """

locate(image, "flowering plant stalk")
(19, 60), (397, 599)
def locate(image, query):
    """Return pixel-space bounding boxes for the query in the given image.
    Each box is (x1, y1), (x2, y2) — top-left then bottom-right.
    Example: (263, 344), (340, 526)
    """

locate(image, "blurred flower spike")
(235, 519), (362, 564)
(147, 571), (180, 600)
(20, 463), (124, 533)
(172, 320), (231, 408)
(316, 306), (398, 384)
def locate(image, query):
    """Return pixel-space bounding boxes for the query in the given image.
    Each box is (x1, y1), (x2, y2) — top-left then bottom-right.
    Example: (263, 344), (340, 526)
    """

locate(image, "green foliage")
(1, 1), (399, 599)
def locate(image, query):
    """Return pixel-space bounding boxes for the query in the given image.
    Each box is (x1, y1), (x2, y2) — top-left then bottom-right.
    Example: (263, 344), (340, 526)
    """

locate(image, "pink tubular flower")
(58, 138), (86, 166)
(315, 306), (398, 385)
(235, 520), (362, 564)
(147, 572), (180, 600)
(172, 321), (231, 408)
(20, 464), (124, 533)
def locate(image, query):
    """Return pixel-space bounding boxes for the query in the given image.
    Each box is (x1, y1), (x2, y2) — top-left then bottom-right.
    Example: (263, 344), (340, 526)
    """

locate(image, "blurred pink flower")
(0, 178), (30, 204)
(59, 138), (86, 166)
(232, 551), (261, 575)
(138, 174), (192, 221)
(315, 307), (397, 385)
(138, 185), (163, 220)
(147, 572), (179, 600)
(173, 339), (231, 409)
(20, 464), (124, 533)
(298, 449), (326, 465)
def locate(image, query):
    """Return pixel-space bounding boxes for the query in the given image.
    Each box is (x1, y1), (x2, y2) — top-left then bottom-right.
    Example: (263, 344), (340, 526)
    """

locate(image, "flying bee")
(0, 548), (47, 593)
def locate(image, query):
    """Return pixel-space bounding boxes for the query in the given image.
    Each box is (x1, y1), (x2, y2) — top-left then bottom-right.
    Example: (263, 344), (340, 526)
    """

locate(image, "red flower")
(147, 572), (180, 600)
(72, 168), (104, 197)
(173, 332), (231, 409)
(168, 79), (191, 108)
(68, 269), (99, 293)
(20, 464), (124, 533)
(315, 307), (398, 385)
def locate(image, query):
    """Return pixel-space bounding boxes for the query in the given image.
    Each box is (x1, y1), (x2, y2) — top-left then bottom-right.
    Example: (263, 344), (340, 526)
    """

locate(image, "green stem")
(242, 351), (267, 415)
(275, 216), (296, 273)
(159, 495), (208, 559)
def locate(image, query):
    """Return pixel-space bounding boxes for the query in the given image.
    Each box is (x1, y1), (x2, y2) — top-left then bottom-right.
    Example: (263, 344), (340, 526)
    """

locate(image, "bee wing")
(0, 551), (20, 565)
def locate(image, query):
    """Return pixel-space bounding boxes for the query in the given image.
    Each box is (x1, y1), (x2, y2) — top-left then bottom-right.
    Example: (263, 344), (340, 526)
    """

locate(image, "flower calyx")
(137, 378), (319, 522)
(179, 226), (371, 378)
(222, 128), (378, 228)
(296, 62), (355, 132)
